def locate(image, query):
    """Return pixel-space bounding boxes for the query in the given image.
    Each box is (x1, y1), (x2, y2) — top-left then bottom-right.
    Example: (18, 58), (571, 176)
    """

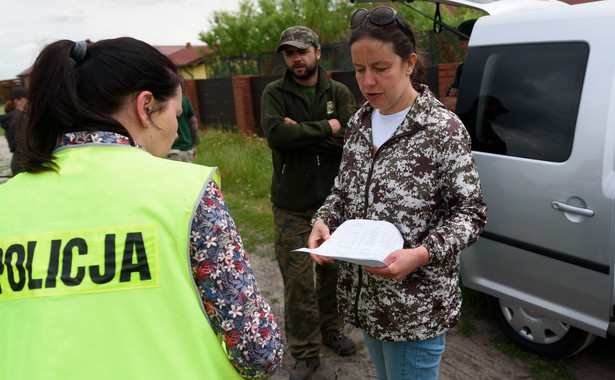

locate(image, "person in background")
(441, 19), (477, 112)
(0, 86), (28, 175)
(308, 7), (487, 380)
(167, 94), (200, 162)
(0, 37), (283, 380)
(260, 25), (356, 380)
(0, 99), (15, 131)
(0, 99), (15, 119)
(0, 99), (14, 178)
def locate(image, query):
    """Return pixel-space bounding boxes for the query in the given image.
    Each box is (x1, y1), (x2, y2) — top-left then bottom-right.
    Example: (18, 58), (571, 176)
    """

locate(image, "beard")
(290, 62), (318, 81)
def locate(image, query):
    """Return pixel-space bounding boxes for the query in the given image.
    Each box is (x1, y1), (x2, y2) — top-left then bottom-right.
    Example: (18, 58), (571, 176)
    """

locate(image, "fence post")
(232, 75), (256, 134)
(183, 79), (201, 127)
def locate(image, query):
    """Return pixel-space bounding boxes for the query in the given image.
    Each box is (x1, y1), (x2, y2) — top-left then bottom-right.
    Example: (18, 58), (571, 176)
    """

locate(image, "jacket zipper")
(312, 84), (327, 201)
(351, 124), (426, 326)
(353, 129), (377, 326)
(315, 155), (321, 200)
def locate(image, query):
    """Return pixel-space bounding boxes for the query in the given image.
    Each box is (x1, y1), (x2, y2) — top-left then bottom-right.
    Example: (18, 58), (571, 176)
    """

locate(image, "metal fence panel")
(330, 71), (364, 106)
(196, 77), (236, 129)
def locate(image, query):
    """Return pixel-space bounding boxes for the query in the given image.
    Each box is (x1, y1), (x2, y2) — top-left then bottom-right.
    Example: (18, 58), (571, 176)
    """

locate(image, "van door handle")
(551, 201), (595, 217)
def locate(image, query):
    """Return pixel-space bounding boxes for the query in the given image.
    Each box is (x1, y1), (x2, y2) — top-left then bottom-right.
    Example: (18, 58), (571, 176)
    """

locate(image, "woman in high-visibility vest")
(0, 37), (283, 380)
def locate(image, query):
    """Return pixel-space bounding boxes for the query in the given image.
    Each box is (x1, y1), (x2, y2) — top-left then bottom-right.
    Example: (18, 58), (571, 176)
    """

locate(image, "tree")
(199, 0), (484, 59)
(199, 0), (355, 57)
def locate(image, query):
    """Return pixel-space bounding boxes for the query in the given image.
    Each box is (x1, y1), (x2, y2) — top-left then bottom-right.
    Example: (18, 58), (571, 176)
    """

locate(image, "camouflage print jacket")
(313, 85), (487, 341)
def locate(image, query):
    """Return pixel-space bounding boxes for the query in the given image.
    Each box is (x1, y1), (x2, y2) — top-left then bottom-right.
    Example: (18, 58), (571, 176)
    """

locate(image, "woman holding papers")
(308, 6), (487, 380)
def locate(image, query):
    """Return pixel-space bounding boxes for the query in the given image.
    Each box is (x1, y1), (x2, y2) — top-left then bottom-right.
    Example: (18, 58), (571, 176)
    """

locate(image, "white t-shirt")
(371, 107), (411, 149)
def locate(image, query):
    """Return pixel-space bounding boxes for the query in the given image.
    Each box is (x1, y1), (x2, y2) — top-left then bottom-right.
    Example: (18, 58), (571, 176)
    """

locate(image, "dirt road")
(248, 250), (615, 380)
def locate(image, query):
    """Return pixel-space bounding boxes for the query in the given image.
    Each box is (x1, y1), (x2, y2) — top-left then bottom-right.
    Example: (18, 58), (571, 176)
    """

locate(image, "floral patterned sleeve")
(190, 180), (284, 379)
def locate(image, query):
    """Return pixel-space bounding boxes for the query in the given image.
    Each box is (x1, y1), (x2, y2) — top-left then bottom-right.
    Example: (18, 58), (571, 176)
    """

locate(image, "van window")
(456, 42), (589, 162)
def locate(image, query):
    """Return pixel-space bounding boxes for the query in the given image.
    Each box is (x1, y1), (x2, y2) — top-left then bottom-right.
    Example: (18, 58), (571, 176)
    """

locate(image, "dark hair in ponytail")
(349, 14), (426, 90)
(21, 37), (182, 173)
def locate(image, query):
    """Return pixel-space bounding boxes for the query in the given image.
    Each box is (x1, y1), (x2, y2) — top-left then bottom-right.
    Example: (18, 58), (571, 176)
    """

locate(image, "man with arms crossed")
(261, 26), (356, 380)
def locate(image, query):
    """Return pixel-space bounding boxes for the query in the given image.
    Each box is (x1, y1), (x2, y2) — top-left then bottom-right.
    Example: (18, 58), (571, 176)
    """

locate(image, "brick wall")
(438, 62), (460, 98)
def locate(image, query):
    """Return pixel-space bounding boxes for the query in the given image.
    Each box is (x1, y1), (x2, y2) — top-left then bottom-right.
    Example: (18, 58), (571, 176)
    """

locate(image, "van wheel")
(487, 296), (596, 358)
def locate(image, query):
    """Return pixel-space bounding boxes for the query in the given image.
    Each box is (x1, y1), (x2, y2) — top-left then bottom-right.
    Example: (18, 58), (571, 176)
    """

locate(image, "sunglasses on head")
(350, 6), (414, 42)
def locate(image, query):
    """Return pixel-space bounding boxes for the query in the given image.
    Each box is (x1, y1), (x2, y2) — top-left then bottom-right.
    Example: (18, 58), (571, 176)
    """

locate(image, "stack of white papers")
(294, 219), (403, 267)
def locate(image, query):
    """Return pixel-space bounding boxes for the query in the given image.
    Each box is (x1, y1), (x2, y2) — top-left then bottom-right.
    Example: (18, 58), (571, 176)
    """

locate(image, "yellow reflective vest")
(0, 143), (243, 379)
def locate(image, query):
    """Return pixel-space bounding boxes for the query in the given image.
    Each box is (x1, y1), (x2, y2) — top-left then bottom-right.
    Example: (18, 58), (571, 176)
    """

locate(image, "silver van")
(450, 0), (615, 358)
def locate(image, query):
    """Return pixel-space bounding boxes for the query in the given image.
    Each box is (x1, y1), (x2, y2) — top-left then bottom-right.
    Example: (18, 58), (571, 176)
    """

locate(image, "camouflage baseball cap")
(276, 26), (320, 52)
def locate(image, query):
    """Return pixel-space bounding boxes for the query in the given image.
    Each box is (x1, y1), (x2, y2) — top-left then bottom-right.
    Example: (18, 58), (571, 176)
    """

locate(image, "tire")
(487, 295), (596, 358)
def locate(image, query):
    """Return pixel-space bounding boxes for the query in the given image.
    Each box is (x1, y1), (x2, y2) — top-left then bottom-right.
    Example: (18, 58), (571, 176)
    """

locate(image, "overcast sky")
(0, 0), (242, 80)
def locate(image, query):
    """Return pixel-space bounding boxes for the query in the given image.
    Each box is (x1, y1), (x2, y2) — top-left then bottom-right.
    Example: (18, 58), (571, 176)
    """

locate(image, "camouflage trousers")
(273, 206), (342, 360)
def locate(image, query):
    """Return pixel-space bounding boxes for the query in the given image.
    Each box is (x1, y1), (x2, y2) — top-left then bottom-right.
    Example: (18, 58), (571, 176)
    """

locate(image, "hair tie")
(70, 40), (87, 63)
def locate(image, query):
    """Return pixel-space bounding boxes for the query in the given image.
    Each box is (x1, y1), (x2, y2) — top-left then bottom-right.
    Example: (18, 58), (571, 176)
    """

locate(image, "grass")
(458, 284), (589, 380)
(194, 128), (602, 380)
(194, 129), (271, 199)
(490, 335), (578, 380)
(194, 129), (275, 258)
(458, 281), (489, 337)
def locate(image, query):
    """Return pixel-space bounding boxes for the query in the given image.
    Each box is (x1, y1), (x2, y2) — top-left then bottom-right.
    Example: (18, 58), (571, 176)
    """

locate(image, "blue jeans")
(362, 330), (446, 380)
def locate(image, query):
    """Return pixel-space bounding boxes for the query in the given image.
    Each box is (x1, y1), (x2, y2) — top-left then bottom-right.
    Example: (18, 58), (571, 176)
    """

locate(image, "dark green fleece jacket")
(261, 66), (355, 211)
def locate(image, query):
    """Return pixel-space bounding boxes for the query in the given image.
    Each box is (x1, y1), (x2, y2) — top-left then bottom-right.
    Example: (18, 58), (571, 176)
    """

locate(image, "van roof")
(469, 0), (614, 46)
(352, 0), (570, 15)
(412, 0), (569, 15)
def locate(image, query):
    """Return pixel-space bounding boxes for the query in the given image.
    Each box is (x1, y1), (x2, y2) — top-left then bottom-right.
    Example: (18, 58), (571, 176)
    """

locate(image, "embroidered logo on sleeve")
(327, 101), (335, 115)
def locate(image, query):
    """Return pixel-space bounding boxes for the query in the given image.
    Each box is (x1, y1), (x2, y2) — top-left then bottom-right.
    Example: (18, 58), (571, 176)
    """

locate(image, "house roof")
(156, 43), (212, 68)
(18, 66), (31, 77)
